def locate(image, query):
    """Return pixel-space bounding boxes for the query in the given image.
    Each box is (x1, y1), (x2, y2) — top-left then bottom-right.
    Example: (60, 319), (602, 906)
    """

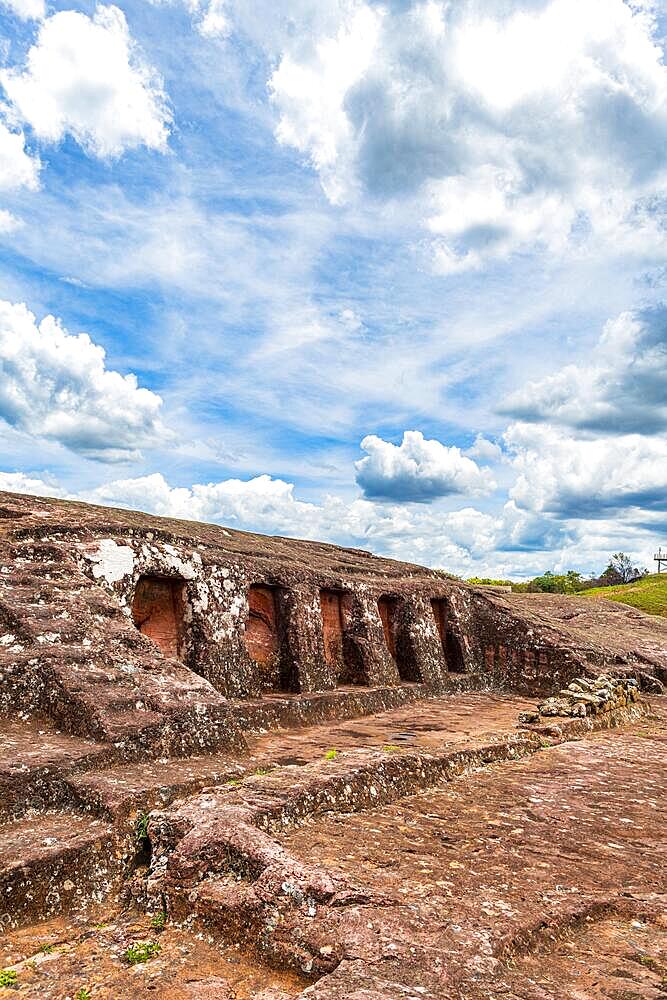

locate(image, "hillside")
(579, 573), (667, 617)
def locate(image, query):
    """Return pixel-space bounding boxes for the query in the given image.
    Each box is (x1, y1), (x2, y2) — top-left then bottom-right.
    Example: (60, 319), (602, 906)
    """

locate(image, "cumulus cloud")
(82, 470), (503, 563)
(466, 433), (503, 462)
(1, 5), (171, 157)
(0, 299), (167, 461)
(502, 306), (667, 435)
(355, 430), (495, 501)
(1, 0), (44, 19)
(0, 471), (64, 497)
(268, 0), (667, 269)
(0, 463), (642, 578)
(506, 421), (667, 518)
(270, 3), (382, 204)
(77, 469), (575, 569)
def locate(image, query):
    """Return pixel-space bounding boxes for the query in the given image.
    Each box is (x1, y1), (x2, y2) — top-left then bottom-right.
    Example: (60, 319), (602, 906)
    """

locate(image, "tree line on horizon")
(467, 552), (650, 594)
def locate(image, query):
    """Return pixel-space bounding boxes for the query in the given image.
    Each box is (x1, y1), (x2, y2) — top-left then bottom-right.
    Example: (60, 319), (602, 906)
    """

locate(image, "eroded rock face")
(0, 488), (666, 753)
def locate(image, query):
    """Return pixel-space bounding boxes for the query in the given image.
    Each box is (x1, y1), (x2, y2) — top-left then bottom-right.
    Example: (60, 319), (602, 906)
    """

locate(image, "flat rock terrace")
(0, 490), (665, 999)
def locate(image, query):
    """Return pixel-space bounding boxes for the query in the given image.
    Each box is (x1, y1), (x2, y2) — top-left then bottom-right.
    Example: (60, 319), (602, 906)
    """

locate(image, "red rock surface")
(1, 491), (666, 998)
(278, 699), (667, 997)
(131, 574), (186, 661)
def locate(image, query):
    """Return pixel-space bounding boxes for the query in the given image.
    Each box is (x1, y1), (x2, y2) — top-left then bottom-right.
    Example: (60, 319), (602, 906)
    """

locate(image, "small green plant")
(254, 766), (272, 776)
(136, 812), (150, 842)
(124, 940), (161, 965)
(636, 953), (661, 971)
(39, 943), (55, 954)
(382, 744), (400, 753)
(75, 989), (92, 1000)
(150, 911), (166, 931)
(227, 777), (242, 786)
(0, 969), (17, 987)
(325, 749), (338, 760)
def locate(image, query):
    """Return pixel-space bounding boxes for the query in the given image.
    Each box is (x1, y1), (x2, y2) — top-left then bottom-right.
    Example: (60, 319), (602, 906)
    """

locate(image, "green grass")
(0, 970), (17, 987)
(578, 573), (667, 617)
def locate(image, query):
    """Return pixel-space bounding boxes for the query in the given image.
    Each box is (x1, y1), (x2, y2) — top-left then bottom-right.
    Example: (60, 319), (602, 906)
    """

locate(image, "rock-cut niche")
(132, 575), (186, 661)
(377, 595), (421, 682)
(431, 597), (465, 672)
(320, 588), (366, 684)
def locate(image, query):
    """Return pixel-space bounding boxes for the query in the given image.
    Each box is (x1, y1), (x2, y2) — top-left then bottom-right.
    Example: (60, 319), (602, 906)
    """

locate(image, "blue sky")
(0, 0), (666, 578)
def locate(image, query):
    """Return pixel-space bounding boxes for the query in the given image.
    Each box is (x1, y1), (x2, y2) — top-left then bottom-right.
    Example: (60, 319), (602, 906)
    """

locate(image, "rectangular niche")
(319, 589), (362, 685)
(378, 595), (421, 682)
(245, 584), (279, 667)
(431, 597), (465, 672)
(377, 595), (398, 661)
(244, 583), (298, 693)
(132, 575), (185, 661)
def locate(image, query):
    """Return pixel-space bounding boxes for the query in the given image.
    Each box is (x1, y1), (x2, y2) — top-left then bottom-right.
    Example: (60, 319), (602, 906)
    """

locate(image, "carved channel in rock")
(131, 575), (186, 661)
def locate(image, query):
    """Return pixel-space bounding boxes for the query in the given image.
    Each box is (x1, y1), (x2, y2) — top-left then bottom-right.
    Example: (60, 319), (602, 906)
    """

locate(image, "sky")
(0, 0), (666, 579)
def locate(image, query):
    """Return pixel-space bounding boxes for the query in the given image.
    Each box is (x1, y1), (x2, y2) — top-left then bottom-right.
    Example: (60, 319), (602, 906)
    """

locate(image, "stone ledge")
(146, 699), (649, 977)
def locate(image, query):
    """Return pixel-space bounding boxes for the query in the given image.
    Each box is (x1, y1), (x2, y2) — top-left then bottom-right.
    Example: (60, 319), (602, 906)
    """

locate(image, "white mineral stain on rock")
(84, 539), (135, 584)
(163, 544), (198, 581)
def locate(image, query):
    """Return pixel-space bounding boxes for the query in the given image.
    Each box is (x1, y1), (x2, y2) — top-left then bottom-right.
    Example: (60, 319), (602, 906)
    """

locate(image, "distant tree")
(598, 552), (645, 586)
(529, 570), (583, 594)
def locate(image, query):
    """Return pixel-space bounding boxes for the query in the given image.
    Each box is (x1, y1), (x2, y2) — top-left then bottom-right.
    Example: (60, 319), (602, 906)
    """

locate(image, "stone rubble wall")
(519, 674), (642, 723)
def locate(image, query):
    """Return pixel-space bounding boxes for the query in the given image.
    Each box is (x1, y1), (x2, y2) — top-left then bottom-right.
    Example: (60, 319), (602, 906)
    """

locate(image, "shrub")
(124, 941), (161, 965)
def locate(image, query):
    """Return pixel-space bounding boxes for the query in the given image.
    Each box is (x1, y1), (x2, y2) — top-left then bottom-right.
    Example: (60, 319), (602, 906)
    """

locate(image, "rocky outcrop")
(2, 489), (667, 757)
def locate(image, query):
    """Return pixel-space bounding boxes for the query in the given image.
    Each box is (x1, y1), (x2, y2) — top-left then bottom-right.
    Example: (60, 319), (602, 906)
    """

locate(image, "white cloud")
(355, 430), (495, 501)
(0, 471), (64, 497)
(195, 0), (230, 37)
(81, 470), (502, 565)
(0, 209), (22, 232)
(506, 421), (667, 518)
(502, 306), (667, 435)
(1, 5), (171, 157)
(268, 0), (667, 269)
(0, 121), (40, 191)
(0, 462), (654, 579)
(0, 299), (167, 461)
(466, 433), (503, 462)
(77, 470), (576, 571)
(1, 0), (45, 20)
(269, 3), (382, 204)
